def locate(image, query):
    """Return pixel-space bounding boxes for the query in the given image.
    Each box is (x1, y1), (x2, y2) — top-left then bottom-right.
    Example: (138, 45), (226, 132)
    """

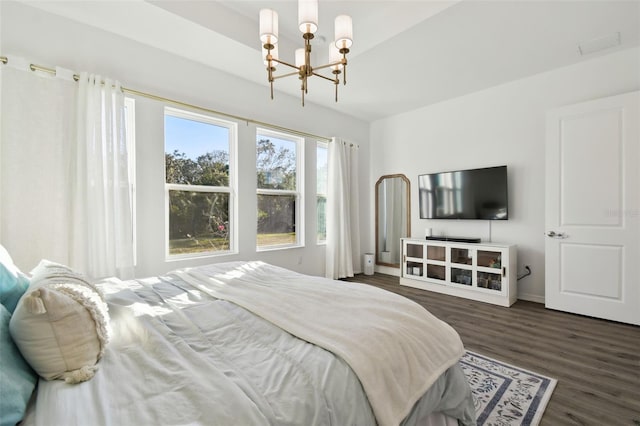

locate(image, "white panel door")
(545, 91), (639, 325)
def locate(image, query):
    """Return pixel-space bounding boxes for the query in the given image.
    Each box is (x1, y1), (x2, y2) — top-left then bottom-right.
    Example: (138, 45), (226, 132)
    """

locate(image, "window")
(316, 142), (328, 243)
(256, 129), (304, 249)
(164, 108), (236, 258)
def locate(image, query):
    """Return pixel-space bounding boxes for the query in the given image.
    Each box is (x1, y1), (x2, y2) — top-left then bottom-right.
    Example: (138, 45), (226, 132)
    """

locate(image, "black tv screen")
(418, 166), (508, 220)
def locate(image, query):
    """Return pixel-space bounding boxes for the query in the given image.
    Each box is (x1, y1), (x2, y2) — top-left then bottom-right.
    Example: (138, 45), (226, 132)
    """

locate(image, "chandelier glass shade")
(259, 0), (352, 106)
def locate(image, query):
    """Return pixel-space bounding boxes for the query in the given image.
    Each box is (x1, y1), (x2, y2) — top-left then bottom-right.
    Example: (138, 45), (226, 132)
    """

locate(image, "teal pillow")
(0, 245), (30, 313)
(0, 303), (38, 426)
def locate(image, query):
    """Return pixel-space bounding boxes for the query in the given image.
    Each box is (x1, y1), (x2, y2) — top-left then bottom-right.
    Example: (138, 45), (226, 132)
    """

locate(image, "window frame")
(256, 127), (305, 251)
(164, 107), (238, 260)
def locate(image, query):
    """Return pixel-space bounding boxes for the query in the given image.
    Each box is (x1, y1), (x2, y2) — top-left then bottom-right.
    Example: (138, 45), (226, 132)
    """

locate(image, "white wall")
(0, 2), (370, 277)
(370, 47), (640, 302)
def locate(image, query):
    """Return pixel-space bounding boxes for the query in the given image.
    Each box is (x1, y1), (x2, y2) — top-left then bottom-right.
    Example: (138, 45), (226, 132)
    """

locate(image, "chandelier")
(259, 0), (353, 106)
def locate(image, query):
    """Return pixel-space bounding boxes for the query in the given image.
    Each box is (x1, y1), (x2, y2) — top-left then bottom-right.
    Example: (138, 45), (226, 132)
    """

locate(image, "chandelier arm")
(272, 70), (302, 80)
(270, 58), (300, 71)
(311, 72), (338, 83)
(312, 62), (343, 72)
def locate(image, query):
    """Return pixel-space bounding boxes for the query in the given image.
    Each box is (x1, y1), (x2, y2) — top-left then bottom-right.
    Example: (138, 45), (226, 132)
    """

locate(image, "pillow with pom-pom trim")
(9, 260), (110, 384)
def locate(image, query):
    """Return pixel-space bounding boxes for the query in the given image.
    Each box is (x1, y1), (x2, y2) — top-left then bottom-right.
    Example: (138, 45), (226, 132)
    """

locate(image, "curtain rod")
(0, 55), (332, 142)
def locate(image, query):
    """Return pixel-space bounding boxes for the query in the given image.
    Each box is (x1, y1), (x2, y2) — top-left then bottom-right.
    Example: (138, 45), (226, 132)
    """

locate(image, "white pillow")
(9, 260), (111, 384)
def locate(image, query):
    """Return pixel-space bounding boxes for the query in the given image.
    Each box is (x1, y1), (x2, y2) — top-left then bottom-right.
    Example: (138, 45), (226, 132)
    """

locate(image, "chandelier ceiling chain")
(259, 0), (353, 106)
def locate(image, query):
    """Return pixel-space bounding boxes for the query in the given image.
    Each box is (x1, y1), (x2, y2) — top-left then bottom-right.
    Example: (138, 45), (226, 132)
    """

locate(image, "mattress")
(23, 261), (476, 426)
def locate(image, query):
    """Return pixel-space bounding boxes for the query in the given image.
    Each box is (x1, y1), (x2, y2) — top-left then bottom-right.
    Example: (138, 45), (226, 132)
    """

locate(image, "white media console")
(400, 238), (517, 307)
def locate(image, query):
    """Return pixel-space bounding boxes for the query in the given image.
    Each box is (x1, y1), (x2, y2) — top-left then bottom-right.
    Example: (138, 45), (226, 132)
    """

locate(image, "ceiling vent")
(578, 32), (621, 56)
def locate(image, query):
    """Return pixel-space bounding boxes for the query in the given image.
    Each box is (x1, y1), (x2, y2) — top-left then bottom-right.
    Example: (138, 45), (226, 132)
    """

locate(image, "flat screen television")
(418, 165), (508, 220)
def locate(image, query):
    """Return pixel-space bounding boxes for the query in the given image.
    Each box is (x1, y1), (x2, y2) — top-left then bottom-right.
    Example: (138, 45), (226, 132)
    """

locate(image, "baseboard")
(374, 265), (401, 277)
(518, 293), (545, 304)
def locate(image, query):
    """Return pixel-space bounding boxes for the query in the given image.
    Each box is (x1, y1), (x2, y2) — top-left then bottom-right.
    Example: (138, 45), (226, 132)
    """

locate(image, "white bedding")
(173, 261), (465, 426)
(23, 261), (475, 426)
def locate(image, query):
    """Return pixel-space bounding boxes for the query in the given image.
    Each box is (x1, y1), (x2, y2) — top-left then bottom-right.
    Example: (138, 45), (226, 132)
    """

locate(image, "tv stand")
(425, 236), (481, 243)
(401, 238), (517, 306)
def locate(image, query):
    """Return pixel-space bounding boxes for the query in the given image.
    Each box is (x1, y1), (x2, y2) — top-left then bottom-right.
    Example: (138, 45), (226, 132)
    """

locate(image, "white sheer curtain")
(325, 138), (361, 279)
(70, 73), (134, 279)
(1, 59), (134, 277)
(0, 57), (76, 271)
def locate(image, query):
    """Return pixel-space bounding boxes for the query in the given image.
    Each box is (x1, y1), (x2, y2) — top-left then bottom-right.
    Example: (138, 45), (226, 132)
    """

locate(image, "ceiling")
(19, 0), (640, 122)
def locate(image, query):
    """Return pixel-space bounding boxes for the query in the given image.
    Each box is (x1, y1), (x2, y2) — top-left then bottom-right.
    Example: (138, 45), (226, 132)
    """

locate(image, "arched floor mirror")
(375, 174), (411, 268)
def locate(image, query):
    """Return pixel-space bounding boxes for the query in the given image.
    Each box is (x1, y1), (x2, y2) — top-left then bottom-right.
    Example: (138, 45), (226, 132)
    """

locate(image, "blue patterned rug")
(460, 351), (557, 426)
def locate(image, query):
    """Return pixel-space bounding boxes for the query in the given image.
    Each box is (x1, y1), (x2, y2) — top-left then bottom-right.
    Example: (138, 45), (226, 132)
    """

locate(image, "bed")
(2, 255), (476, 426)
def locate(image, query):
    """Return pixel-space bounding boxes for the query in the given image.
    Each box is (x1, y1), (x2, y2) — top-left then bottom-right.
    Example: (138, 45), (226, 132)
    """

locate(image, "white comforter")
(173, 261), (465, 426)
(24, 261), (473, 426)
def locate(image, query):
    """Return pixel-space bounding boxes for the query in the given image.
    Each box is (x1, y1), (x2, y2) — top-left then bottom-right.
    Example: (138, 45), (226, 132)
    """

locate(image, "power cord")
(517, 265), (531, 281)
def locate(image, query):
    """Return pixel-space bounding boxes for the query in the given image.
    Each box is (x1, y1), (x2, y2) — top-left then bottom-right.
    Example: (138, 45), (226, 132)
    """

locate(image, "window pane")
(168, 190), (229, 255)
(317, 195), (326, 241)
(257, 135), (297, 190)
(165, 114), (229, 186)
(257, 194), (296, 247)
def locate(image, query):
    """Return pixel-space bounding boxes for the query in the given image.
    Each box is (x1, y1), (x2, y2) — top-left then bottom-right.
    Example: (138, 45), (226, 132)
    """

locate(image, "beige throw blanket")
(172, 261), (464, 426)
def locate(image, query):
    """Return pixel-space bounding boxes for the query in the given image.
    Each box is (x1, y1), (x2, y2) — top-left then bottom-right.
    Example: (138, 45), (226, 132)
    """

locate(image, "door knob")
(546, 231), (568, 239)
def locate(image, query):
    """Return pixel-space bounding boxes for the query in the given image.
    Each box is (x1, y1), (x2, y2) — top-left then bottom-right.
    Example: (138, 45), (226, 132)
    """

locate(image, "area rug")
(460, 351), (557, 426)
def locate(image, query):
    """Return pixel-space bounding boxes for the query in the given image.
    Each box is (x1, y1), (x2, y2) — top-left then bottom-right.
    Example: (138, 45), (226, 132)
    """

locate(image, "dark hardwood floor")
(343, 273), (640, 426)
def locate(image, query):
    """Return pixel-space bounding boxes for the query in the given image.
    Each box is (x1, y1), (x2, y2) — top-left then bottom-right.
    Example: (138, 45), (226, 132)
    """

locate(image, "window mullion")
(256, 188), (298, 196)
(167, 183), (231, 193)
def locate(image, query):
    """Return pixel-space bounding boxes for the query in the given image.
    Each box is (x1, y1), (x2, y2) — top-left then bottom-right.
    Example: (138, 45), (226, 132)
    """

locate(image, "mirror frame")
(375, 174), (411, 268)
